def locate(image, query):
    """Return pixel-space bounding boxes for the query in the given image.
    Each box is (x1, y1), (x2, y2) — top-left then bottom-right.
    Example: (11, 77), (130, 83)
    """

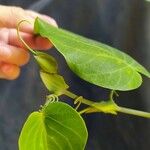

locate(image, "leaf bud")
(34, 52), (58, 73)
(40, 71), (69, 96)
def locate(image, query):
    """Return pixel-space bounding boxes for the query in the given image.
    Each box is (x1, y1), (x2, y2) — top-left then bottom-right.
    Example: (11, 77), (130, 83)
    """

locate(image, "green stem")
(79, 107), (92, 115)
(118, 106), (150, 118)
(64, 90), (94, 106)
(64, 90), (150, 118)
(17, 20), (37, 55)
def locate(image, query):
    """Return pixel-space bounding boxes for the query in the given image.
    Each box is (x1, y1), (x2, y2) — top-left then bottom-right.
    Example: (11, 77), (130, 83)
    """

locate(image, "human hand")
(0, 5), (57, 80)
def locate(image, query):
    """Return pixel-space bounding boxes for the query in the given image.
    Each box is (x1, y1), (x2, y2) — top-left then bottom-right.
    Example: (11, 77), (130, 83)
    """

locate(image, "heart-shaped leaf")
(19, 102), (88, 150)
(34, 18), (150, 91)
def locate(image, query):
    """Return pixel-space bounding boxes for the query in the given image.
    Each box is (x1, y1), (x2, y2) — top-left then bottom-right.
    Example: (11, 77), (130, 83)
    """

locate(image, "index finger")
(0, 6), (57, 33)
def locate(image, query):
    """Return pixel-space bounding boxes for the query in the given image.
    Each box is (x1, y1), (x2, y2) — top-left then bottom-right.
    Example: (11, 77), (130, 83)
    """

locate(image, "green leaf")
(40, 71), (69, 95)
(34, 51), (58, 73)
(19, 112), (47, 150)
(19, 102), (88, 150)
(34, 18), (150, 91)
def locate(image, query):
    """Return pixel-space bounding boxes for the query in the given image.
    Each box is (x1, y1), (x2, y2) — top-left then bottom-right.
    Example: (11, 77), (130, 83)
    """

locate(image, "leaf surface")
(19, 102), (88, 150)
(34, 18), (150, 91)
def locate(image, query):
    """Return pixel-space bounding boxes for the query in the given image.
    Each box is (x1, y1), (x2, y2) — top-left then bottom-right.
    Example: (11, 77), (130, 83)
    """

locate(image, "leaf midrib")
(45, 115), (83, 142)
(48, 35), (137, 72)
(47, 124), (74, 150)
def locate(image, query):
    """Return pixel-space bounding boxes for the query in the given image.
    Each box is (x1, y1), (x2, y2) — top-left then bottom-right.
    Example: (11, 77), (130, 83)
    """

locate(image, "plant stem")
(79, 107), (92, 115)
(17, 20), (37, 55)
(64, 90), (94, 106)
(118, 106), (150, 118)
(65, 90), (118, 114)
(64, 90), (150, 118)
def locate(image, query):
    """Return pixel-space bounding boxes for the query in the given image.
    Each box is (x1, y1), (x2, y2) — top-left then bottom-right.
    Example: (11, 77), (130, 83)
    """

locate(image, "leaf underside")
(19, 102), (88, 150)
(34, 18), (150, 91)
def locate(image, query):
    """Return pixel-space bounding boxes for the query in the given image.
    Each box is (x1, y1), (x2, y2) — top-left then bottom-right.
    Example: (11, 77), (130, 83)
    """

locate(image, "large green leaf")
(34, 18), (150, 91)
(19, 102), (88, 150)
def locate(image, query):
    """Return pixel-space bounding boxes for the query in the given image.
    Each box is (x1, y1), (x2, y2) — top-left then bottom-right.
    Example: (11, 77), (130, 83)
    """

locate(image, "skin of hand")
(0, 5), (57, 80)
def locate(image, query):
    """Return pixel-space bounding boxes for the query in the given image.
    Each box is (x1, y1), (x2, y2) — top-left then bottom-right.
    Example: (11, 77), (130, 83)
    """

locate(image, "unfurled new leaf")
(19, 102), (88, 150)
(34, 18), (150, 91)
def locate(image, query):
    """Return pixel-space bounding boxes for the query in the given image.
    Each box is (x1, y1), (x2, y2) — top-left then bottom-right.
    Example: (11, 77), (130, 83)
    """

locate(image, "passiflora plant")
(17, 18), (150, 150)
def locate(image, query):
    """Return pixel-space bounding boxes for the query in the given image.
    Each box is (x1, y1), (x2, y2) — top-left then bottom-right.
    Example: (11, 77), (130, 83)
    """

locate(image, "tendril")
(109, 90), (119, 101)
(74, 96), (83, 110)
(46, 94), (59, 103)
(17, 20), (37, 55)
